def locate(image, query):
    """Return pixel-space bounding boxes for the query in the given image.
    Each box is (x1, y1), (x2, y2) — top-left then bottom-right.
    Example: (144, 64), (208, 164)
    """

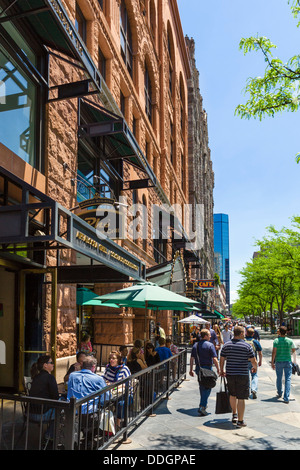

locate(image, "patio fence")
(0, 348), (187, 450)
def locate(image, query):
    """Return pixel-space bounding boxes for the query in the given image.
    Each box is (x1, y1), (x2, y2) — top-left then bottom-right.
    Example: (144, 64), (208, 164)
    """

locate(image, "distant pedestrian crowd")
(189, 320), (297, 428)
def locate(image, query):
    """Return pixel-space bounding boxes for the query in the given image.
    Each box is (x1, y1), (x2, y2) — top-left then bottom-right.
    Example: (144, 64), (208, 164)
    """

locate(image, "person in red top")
(80, 332), (93, 354)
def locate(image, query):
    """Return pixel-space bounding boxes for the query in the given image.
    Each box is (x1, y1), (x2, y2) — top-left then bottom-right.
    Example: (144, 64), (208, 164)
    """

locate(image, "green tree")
(235, 218), (300, 326)
(235, 1), (300, 162)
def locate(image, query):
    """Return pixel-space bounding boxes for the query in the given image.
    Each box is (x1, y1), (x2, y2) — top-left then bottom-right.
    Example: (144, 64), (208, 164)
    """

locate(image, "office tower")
(214, 214), (230, 306)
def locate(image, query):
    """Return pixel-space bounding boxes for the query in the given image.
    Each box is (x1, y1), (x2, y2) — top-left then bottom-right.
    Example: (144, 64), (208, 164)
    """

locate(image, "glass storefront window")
(0, 48), (36, 166)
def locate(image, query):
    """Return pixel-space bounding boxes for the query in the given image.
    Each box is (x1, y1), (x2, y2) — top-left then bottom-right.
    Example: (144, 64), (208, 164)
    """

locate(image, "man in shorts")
(220, 325), (257, 428)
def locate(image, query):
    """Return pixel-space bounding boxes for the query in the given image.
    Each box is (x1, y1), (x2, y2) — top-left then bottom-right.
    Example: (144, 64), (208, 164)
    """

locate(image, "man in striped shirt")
(220, 326), (257, 428)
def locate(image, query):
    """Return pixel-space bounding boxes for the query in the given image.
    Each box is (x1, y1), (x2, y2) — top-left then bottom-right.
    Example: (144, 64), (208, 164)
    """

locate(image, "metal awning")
(79, 99), (157, 187)
(0, 0), (196, 247)
(200, 310), (225, 319)
(0, 166), (145, 280)
(0, 0), (157, 186)
(0, 0), (102, 95)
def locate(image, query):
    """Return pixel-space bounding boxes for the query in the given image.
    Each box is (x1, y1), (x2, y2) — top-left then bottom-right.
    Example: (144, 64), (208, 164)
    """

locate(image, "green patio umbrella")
(76, 287), (99, 305)
(93, 282), (203, 310)
(76, 287), (120, 308)
(92, 282), (203, 341)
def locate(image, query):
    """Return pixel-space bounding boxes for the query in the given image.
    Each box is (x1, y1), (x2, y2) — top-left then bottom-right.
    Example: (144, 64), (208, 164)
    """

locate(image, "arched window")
(142, 194), (147, 251)
(149, 0), (156, 45)
(120, 0), (133, 77)
(144, 63), (152, 123)
(167, 30), (174, 96)
(75, 3), (87, 44)
(179, 75), (185, 132)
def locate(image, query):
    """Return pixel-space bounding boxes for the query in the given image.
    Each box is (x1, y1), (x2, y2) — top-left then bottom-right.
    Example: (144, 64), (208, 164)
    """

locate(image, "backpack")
(245, 338), (256, 353)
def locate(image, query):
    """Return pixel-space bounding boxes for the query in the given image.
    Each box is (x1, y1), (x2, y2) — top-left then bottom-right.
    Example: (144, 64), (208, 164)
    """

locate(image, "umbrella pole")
(144, 301), (148, 347)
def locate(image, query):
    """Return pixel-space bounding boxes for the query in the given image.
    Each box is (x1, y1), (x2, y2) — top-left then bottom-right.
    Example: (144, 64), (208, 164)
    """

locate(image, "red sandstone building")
(0, 0), (214, 391)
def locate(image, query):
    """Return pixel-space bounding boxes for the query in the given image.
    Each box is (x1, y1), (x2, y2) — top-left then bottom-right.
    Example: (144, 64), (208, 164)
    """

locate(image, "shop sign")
(77, 196), (124, 240)
(73, 220), (142, 278)
(194, 280), (215, 289)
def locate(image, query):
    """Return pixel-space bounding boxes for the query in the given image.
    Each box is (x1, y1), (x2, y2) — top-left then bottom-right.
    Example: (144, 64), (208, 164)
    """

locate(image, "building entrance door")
(18, 268), (57, 392)
(0, 265), (16, 390)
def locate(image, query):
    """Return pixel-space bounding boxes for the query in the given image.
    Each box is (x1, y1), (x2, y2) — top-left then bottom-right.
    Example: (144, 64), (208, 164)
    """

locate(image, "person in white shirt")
(222, 323), (233, 344)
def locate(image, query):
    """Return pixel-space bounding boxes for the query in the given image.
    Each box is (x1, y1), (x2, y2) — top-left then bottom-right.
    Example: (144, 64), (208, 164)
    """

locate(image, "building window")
(170, 121), (174, 164)
(120, 0), (133, 77)
(132, 117), (137, 137)
(181, 153), (185, 190)
(144, 64), (152, 123)
(75, 3), (87, 44)
(142, 194), (147, 252)
(98, 47), (106, 81)
(167, 33), (173, 96)
(120, 91), (126, 116)
(98, 0), (104, 10)
(0, 41), (39, 169)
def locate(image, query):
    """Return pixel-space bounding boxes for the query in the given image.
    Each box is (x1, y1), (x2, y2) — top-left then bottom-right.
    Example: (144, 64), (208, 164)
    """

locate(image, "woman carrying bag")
(189, 329), (220, 416)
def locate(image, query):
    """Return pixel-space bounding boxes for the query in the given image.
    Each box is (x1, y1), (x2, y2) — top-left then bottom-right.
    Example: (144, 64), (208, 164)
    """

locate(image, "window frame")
(0, 23), (46, 173)
(75, 3), (87, 45)
(144, 64), (152, 123)
(120, 0), (133, 77)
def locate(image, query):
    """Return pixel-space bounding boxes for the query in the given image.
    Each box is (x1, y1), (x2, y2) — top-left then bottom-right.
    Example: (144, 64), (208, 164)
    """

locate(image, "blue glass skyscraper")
(213, 214), (230, 306)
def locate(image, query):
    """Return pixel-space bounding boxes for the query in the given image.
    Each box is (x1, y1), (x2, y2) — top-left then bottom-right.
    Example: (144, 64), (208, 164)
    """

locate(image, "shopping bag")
(215, 377), (232, 414)
(99, 410), (116, 435)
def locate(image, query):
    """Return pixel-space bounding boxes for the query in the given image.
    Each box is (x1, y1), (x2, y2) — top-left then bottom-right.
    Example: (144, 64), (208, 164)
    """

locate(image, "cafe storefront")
(0, 0), (196, 392)
(0, 166), (145, 392)
(0, 0), (151, 392)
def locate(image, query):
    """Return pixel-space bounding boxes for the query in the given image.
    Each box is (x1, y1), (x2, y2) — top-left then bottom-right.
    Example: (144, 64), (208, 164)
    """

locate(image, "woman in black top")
(145, 343), (160, 367)
(29, 355), (59, 419)
(127, 347), (147, 374)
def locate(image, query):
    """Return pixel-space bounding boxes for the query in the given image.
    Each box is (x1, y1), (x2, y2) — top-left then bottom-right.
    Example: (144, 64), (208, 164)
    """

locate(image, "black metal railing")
(0, 349), (187, 450)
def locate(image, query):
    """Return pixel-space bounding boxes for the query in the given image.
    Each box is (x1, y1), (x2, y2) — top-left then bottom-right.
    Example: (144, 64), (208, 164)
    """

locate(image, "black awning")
(57, 265), (130, 284)
(0, 0), (164, 197)
(79, 99), (157, 186)
(0, 166), (146, 281)
(0, 0), (102, 92)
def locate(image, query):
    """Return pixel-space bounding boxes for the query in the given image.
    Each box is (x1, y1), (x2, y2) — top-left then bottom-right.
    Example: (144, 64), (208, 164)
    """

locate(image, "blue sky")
(177, 0), (300, 303)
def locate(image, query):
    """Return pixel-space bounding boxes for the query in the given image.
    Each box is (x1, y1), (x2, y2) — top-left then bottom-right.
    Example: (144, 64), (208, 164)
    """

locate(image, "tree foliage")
(235, 1), (300, 162)
(235, 216), (300, 325)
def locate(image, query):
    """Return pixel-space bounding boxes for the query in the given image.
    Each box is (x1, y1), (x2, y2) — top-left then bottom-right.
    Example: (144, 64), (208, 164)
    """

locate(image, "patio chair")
(16, 398), (55, 450)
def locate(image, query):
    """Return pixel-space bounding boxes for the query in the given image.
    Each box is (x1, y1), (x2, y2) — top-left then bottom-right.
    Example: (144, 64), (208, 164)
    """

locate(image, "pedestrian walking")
(245, 328), (262, 399)
(155, 322), (166, 347)
(205, 322), (219, 350)
(271, 326), (297, 403)
(189, 328), (220, 416)
(221, 323), (233, 344)
(220, 325), (257, 428)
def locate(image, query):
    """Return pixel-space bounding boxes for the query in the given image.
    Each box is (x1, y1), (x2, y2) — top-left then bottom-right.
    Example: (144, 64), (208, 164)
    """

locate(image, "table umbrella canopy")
(178, 314), (207, 325)
(91, 282), (203, 311)
(76, 287), (99, 305)
(76, 287), (120, 308)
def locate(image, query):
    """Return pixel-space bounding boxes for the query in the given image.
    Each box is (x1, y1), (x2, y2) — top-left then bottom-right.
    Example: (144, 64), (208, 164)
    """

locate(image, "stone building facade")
(185, 36), (215, 308)
(0, 0), (208, 389)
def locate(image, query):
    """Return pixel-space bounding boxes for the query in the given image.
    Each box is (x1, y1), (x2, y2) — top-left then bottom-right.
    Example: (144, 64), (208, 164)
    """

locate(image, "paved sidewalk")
(111, 329), (300, 451)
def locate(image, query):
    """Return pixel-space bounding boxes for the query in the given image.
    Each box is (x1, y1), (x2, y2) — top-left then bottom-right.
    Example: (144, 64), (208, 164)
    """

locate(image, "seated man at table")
(67, 356), (111, 417)
(64, 351), (87, 385)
